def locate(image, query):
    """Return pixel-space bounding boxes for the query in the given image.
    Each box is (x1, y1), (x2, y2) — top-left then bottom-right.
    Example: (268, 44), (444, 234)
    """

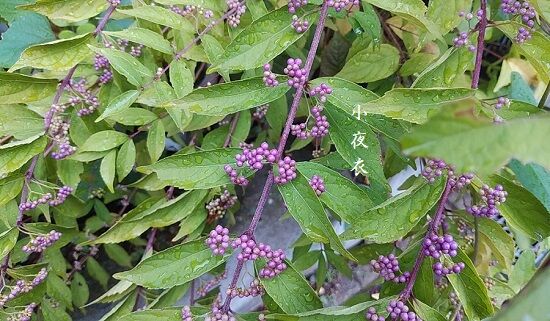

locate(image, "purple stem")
(400, 179), (452, 301)
(471, 0), (487, 89)
(221, 2), (330, 312)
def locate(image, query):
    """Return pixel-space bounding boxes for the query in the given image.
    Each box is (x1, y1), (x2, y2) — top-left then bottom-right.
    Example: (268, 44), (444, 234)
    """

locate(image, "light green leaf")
(324, 104), (389, 199)
(114, 239), (230, 289)
(9, 33), (93, 72)
(98, 292), (136, 321)
(104, 243), (133, 268)
(531, 0), (550, 22)
(117, 308), (204, 321)
(0, 73), (57, 104)
(447, 249), (494, 320)
(356, 87), (475, 124)
(278, 173), (355, 260)
(116, 139), (135, 181)
(296, 162), (374, 223)
(104, 28), (172, 54)
(498, 22), (550, 83)
(256, 260), (322, 314)
(89, 47), (154, 87)
(413, 300), (447, 321)
(341, 178), (444, 242)
(0, 175), (23, 207)
(426, 0), (472, 34)
(400, 52), (438, 76)
(467, 216), (515, 271)
(108, 108), (158, 126)
(147, 120), (165, 162)
(80, 130), (129, 152)
(96, 90), (140, 122)
(71, 272), (90, 307)
(413, 48), (474, 88)
(18, 0), (108, 22)
(401, 111), (550, 175)
(508, 160), (550, 211)
(0, 105), (44, 140)
(149, 283), (190, 309)
(0, 135), (46, 177)
(100, 150), (116, 193)
(88, 279), (135, 305)
(336, 44), (400, 83)
(137, 148), (250, 189)
(210, 5), (318, 71)
(42, 297), (71, 321)
(153, 0), (224, 11)
(163, 77), (289, 116)
(118, 6), (194, 31)
(170, 60), (194, 98)
(87, 257), (112, 291)
(0, 228), (19, 259)
(508, 249), (536, 292)
(137, 81), (175, 107)
(57, 159), (83, 189)
(47, 274), (72, 307)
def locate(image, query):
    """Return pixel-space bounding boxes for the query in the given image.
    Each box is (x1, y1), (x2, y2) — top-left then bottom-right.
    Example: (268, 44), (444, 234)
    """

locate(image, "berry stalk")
(471, 0), (487, 89)
(221, 1), (330, 312)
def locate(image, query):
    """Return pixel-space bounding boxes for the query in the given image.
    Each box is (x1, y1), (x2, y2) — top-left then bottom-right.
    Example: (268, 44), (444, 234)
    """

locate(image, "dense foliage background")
(0, 0), (549, 320)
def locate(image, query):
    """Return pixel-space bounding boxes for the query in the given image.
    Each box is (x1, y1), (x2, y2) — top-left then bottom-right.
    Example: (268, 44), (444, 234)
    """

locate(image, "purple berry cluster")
(0, 269), (47, 307)
(181, 306), (192, 321)
(67, 79), (100, 117)
(309, 175), (326, 196)
(22, 231), (62, 253)
(291, 15), (309, 33)
(288, 0), (307, 13)
(370, 254), (410, 283)
(365, 307), (386, 321)
(206, 190), (238, 223)
(10, 303), (37, 321)
(49, 186), (73, 206)
(467, 184), (508, 217)
(19, 186), (72, 213)
(206, 294), (236, 321)
(225, 142), (280, 186)
(227, 279), (265, 298)
(386, 300), (422, 321)
(205, 225), (230, 255)
(284, 58), (307, 89)
(225, 165), (249, 186)
(501, 0), (536, 42)
(423, 233), (465, 275)
(422, 159), (473, 190)
(253, 104), (269, 120)
(310, 106), (330, 138)
(326, 0), (359, 12)
(94, 54), (112, 85)
(171, 5), (213, 18)
(231, 234), (287, 278)
(495, 97), (510, 109)
(47, 108), (76, 160)
(226, 0), (246, 28)
(274, 156), (297, 185)
(291, 122), (308, 139)
(433, 261), (465, 276)
(310, 83), (333, 103)
(196, 271), (227, 298)
(263, 64), (279, 87)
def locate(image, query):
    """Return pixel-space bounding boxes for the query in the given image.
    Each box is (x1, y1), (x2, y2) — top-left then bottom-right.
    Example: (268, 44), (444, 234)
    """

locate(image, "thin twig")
(471, 0), (488, 89)
(223, 113), (241, 148)
(538, 81), (550, 109)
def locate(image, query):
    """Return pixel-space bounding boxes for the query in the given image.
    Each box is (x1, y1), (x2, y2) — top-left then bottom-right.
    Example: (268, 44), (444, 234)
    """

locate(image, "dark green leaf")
(80, 130), (129, 152)
(508, 160), (550, 211)
(116, 139), (136, 181)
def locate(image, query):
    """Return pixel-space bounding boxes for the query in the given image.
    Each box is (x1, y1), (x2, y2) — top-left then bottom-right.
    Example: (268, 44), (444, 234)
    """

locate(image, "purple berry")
(263, 64), (279, 87)
(284, 58), (307, 89)
(205, 225), (230, 256)
(309, 175), (325, 196)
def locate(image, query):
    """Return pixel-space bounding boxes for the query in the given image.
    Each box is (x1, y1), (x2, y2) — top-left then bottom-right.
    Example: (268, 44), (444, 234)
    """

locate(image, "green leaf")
(341, 178), (444, 242)
(89, 280), (134, 305)
(324, 104), (389, 198)
(508, 160), (550, 212)
(356, 88), (475, 124)
(116, 139), (136, 181)
(117, 308), (199, 321)
(153, 0), (223, 11)
(86, 257), (112, 290)
(170, 60), (194, 98)
(0, 136), (46, 177)
(71, 272), (90, 307)
(447, 249), (494, 321)
(114, 239), (230, 289)
(89, 47), (154, 87)
(0, 72), (57, 104)
(137, 81), (175, 107)
(9, 33), (94, 72)
(147, 120), (165, 162)
(468, 216), (515, 272)
(413, 300), (447, 321)
(401, 111), (550, 175)
(108, 108), (158, 126)
(0, 175), (23, 207)
(210, 5), (318, 71)
(426, 0), (472, 34)
(0, 105), (44, 140)
(47, 274), (73, 307)
(80, 130), (129, 152)
(256, 260), (322, 314)
(413, 48), (474, 88)
(118, 6), (194, 31)
(278, 173), (355, 260)
(296, 162), (375, 223)
(163, 77), (289, 116)
(42, 297), (71, 321)
(96, 90), (140, 122)
(57, 159), (83, 189)
(493, 267), (550, 320)
(508, 249), (536, 292)
(531, 0), (550, 22)
(104, 243), (133, 268)
(0, 228), (19, 259)
(104, 28), (172, 54)
(92, 190), (208, 244)
(19, 0), (108, 22)
(98, 292), (137, 321)
(336, 44), (400, 83)
(498, 22), (550, 83)
(100, 149), (116, 193)
(137, 148), (249, 190)
(149, 284), (190, 309)
(400, 52), (437, 76)
(0, 12), (55, 68)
